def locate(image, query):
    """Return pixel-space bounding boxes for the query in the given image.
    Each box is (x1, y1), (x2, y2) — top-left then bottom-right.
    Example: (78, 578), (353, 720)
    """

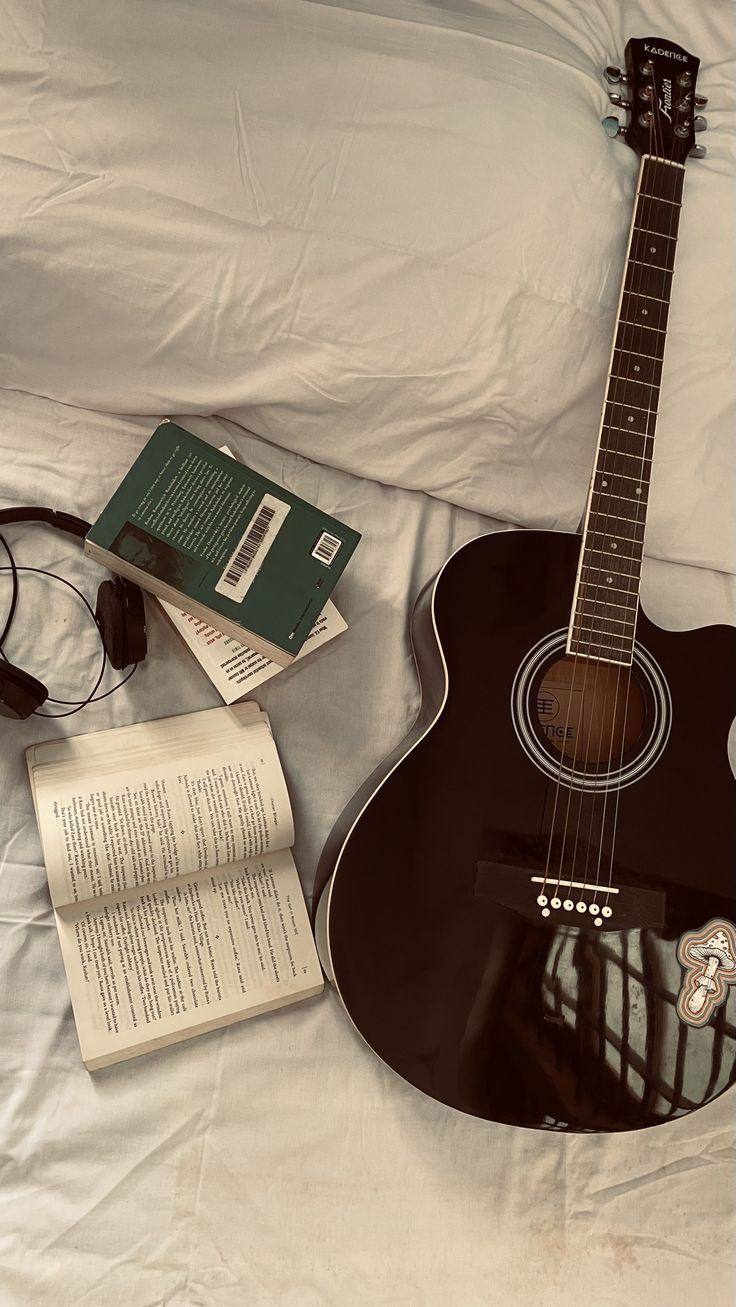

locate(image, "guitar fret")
(597, 470), (648, 483)
(632, 223), (679, 241)
(568, 640), (631, 664)
(579, 580), (638, 598)
(575, 607), (636, 627)
(619, 321), (666, 333)
(587, 529), (645, 545)
(638, 192), (681, 207)
(601, 449), (653, 465)
(582, 582), (641, 603)
(626, 292), (669, 304)
(613, 348), (663, 362)
(630, 258), (669, 271)
(592, 491), (644, 504)
(585, 546), (643, 556)
(627, 254), (674, 276)
(606, 400), (658, 414)
(577, 597), (637, 614)
(574, 624), (633, 642)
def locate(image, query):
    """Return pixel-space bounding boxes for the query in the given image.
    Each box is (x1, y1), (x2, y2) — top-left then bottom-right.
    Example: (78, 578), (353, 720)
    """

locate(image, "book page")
(54, 849), (323, 1070)
(160, 598), (347, 703)
(32, 727), (294, 910)
(26, 702), (263, 772)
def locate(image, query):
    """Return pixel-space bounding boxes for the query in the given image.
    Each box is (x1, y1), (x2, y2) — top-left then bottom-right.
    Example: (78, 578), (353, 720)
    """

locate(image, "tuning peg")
(695, 94), (708, 107)
(605, 65), (630, 85)
(608, 92), (631, 109)
(694, 114), (708, 132)
(689, 143), (707, 159)
(602, 115), (627, 138)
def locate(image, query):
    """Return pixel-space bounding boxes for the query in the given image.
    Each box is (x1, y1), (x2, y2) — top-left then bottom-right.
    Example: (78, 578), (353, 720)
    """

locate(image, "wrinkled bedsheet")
(1, 1), (735, 1304)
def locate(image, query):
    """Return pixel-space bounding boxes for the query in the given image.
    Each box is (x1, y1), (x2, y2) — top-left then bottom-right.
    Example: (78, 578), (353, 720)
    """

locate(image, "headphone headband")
(0, 507), (147, 718)
(0, 507), (91, 540)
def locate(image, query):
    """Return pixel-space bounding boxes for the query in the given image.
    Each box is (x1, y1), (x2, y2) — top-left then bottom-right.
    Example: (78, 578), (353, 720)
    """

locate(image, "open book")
(26, 703), (323, 1070)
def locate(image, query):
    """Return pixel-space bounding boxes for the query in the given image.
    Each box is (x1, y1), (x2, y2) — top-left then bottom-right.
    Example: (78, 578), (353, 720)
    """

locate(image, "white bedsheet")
(1, 1), (735, 1304)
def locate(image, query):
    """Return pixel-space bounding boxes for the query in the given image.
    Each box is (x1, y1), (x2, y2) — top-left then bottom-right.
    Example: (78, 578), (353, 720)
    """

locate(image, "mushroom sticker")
(676, 920), (736, 1027)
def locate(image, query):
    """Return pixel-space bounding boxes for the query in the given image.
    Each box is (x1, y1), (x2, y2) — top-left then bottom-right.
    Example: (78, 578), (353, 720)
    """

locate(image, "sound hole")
(536, 655), (645, 768)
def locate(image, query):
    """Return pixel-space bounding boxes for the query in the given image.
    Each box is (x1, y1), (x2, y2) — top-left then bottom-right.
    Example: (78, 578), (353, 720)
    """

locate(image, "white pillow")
(0, 0), (733, 573)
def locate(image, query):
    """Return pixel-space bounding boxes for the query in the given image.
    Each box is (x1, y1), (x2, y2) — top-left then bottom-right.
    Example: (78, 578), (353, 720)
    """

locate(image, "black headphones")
(0, 507), (148, 720)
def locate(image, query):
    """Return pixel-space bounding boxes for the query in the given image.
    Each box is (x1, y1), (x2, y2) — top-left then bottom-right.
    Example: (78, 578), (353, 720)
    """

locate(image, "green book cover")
(85, 422), (361, 665)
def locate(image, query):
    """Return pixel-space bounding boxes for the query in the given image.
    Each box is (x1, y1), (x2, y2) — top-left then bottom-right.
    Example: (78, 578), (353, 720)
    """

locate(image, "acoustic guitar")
(315, 37), (736, 1131)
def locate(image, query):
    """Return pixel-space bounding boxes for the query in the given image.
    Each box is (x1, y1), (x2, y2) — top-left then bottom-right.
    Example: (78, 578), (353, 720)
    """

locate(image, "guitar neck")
(568, 154), (685, 666)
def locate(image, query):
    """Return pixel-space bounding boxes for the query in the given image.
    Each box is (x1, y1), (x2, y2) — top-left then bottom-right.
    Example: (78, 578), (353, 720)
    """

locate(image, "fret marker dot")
(641, 308), (648, 316)
(611, 542), (617, 550)
(650, 246), (656, 253)
(635, 487), (642, 495)
(607, 576), (613, 583)
(602, 480), (608, 488)
(628, 415), (634, 422)
(634, 365), (641, 373)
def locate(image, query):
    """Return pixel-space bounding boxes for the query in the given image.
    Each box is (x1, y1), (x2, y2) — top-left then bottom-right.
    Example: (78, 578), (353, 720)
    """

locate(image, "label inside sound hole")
(536, 656), (644, 767)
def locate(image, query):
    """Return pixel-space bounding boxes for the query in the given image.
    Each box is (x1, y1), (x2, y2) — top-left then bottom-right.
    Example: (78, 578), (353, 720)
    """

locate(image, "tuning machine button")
(605, 65), (630, 85)
(690, 144), (707, 159)
(602, 115), (627, 139)
(695, 93), (708, 107)
(694, 114), (708, 132)
(608, 92), (631, 109)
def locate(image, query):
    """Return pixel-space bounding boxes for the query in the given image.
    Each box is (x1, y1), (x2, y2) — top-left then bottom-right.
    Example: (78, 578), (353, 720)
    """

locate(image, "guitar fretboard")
(568, 155), (685, 666)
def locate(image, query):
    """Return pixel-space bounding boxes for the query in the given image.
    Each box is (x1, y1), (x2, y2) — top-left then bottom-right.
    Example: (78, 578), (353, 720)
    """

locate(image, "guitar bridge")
(475, 862), (665, 929)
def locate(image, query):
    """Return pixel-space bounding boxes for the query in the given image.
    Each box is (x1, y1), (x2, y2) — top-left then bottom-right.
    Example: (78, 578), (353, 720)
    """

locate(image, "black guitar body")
(318, 530), (736, 1131)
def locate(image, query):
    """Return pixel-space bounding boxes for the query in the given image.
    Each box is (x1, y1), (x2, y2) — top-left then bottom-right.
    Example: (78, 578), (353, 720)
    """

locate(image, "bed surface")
(1, 2), (734, 1303)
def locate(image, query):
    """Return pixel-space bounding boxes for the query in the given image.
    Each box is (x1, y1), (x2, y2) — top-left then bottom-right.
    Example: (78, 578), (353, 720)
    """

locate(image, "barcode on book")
(214, 493), (290, 603)
(311, 531), (342, 566)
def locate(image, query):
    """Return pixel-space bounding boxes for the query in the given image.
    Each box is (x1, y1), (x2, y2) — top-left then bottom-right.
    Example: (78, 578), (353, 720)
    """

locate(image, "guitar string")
(598, 69), (682, 912)
(542, 82), (646, 911)
(586, 98), (665, 910)
(558, 75), (674, 920)
(541, 65), (673, 915)
(550, 90), (660, 914)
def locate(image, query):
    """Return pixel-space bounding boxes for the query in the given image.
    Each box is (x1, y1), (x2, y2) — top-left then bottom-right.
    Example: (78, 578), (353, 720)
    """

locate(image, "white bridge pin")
(576, 902), (587, 913)
(551, 897), (561, 909)
(602, 906), (613, 918)
(563, 900), (574, 911)
(588, 903), (600, 915)
(537, 894), (548, 907)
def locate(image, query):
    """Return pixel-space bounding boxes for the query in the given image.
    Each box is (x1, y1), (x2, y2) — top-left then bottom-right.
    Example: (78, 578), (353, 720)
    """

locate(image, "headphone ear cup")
(0, 658), (48, 720)
(118, 578), (147, 665)
(96, 578), (147, 670)
(95, 579), (127, 670)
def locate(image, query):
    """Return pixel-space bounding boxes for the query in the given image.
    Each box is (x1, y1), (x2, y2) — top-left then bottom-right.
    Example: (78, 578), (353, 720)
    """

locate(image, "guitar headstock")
(603, 36), (705, 164)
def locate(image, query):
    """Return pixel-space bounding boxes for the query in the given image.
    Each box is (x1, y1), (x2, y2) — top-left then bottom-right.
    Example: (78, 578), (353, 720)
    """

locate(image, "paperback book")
(27, 703), (323, 1070)
(84, 422), (361, 666)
